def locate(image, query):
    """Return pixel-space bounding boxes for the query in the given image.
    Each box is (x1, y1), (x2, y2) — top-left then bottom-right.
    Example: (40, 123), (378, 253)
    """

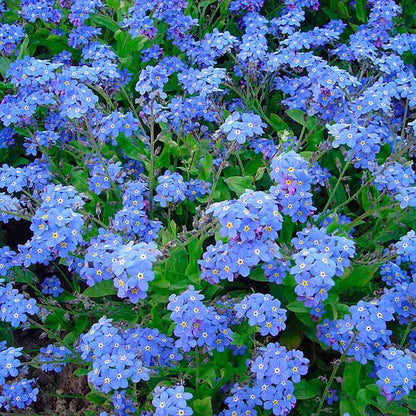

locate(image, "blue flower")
(0, 346), (22, 384)
(0, 378), (39, 411)
(290, 226), (355, 308)
(0, 283), (39, 328)
(40, 276), (64, 298)
(155, 171), (187, 207)
(234, 293), (287, 336)
(219, 112), (266, 144)
(375, 348), (416, 401)
(167, 286), (233, 352)
(152, 385), (193, 416)
(38, 344), (73, 373)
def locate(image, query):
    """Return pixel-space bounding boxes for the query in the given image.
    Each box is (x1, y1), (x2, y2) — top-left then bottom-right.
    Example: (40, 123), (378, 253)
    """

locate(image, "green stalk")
(399, 322), (413, 348)
(320, 152), (353, 215)
(315, 331), (359, 416)
(206, 143), (236, 206)
(148, 100), (156, 220)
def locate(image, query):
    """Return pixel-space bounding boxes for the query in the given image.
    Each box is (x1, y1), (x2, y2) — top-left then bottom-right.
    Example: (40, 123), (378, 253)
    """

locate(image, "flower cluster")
(234, 293), (287, 336)
(290, 226), (355, 308)
(155, 171), (210, 207)
(110, 391), (136, 416)
(375, 348), (416, 401)
(112, 241), (161, 303)
(152, 385), (193, 416)
(114, 181), (162, 241)
(317, 264), (416, 401)
(374, 162), (416, 209)
(79, 317), (180, 394)
(154, 171), (188, 207)
(270, 151), (315, 223)
(0, 23), (24, 55)
(395, 230), (416, 263)
(88, 161), (126, 195)
(318, 298), (394, 364)
(218, 112), (266, 144)
(379, 262), (409, 286)
(23, 184), (85, 263)
(0, 343), (38, 412)
(38, 344), (73, 373)
(0, 379), (39, 411)
(0, 282), (39, 328)
(167, 286), (233, 353)
(40, 276), (64, 298)
(0, 345), (21, 384)
(220, 342), (308, 416)
(200, 190), (282, 283)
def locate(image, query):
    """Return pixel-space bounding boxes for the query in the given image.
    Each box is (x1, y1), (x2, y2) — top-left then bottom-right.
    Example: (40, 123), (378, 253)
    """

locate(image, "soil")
(1, 221), (94, 415)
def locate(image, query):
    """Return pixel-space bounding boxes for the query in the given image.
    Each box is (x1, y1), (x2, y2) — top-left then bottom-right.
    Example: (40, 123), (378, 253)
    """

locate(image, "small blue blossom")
(234, 293), (287, 336)
(40, 276), (64, 298)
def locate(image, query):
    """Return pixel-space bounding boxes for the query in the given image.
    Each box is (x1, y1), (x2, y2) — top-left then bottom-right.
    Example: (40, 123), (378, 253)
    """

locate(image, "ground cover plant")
(0, 0), (416, 415)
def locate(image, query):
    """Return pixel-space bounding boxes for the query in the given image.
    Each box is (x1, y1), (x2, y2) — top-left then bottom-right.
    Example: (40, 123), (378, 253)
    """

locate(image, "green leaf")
(249, 267), (268, 282)
(201, 154), (213, 181)
(286, 109), (306, 126)
(13, 268), (35, 284)
(0, 322), (13, 345)
(340, 398), (360, 416)
(83, 280), (116, 298)
(224, 176), (253, 196)
(63, 331), (77, 345)
(409, 391), (416, 411)
(106, 0), (120, 10)
(356, 0), (367, 22)
(328, 176), (347, 205)
(89, 14), (120, 32)
(169, 247), (188, 273)
(231, 331), (249, 347)
(334, 264), (378, 292)
(269, 114), (289, 131)
(45, 309), (68, 328)
(342, 361), (362, 397)
(279, 326), (303, 350)
(322, 6), (339, 19)
(186, 238), (203, 276)
(300, 151), (313, 161)
(356, 384), (380, 413)
(152, 271), (171, 289)
(199, 366), (217, 388)
(220, 0), (231, 17)
(57, 293), (76, 302)
(193, 397), (212, 416)
(286, 301), (310, 314)
(0, 56), (10, 77)
(17, 36), (29, 59)
(279, 215), (293, 245)
(326, 213), (339, 234)
(294, 379), (323, 400)
(86, 391), (107, 405)
(73, 368), (89, 377)
(117, 135), (148, 161)
(253, 166), (266, 182)
(338, 2), (350, 18)
(286, 109), (318, 131)
(114, 29), (148, 57)
(75, 316), (89, 334)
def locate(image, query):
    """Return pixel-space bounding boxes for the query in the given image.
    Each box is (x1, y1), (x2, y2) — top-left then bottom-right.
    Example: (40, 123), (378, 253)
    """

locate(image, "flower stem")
(148, 100), (156, 220)
(315, 331), (358, 416)
(399, 321), (413, 348)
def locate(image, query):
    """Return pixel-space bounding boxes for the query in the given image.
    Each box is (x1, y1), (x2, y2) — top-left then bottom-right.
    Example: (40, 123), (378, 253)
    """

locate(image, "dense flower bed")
(0, 0), (416, 415)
